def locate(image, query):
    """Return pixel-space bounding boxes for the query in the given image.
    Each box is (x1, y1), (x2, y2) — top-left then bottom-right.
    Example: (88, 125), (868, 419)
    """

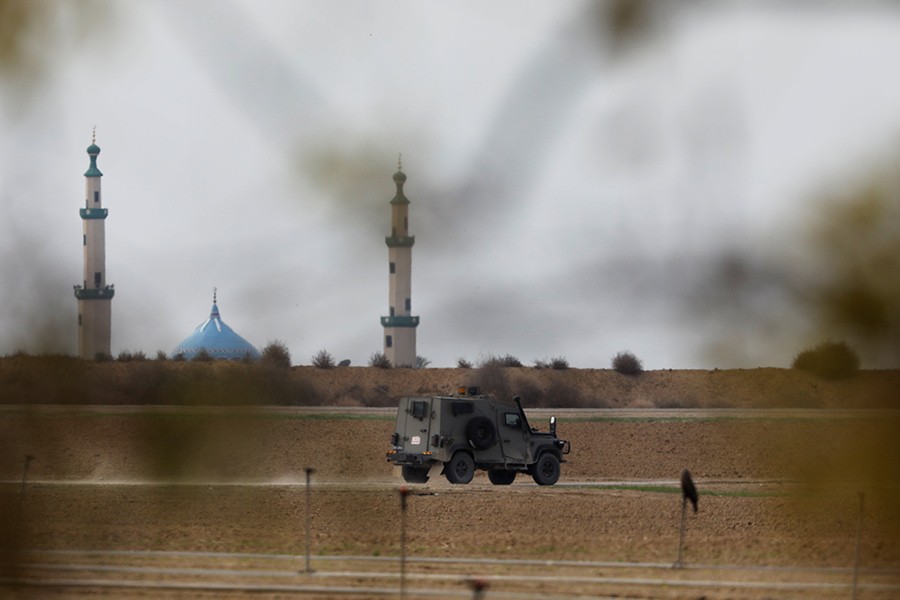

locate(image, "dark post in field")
(674, 468), (698, 569)
(852, 491), (865, 600)
(399, 485), (410, 600)
(469, 578), (489, 599)
(16, 454), (34, 523)
(303, 467), (315, 574)
(16, 455), (35, 528)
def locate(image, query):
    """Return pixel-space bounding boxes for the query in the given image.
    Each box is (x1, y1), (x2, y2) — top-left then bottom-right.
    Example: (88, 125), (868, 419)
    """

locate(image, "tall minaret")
(380, 157), (419, 368)
(74, 130), (115, 359)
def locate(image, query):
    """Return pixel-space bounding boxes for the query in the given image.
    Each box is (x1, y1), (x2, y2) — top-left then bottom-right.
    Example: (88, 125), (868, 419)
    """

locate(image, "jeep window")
(411, 400), (428, 419)
(451, 401), (474, 416)
(504, 413), (521, 428)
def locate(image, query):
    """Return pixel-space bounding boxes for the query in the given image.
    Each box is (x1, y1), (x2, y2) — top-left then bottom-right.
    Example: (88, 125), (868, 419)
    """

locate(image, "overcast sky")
(2, 1), (899, 368)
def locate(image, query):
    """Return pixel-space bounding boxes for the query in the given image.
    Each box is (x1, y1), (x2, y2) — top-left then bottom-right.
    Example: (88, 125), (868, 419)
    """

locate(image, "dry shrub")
(192, 348), (213, 362)
(513, 378), (545, 407)
(369, 352), (392, 369)
(473, 361), (510, 401)
(550, 357), (569, 370)
(480, 354), (523, 368)
(312, 349), (335, 369)
(261, 340), (291, 369)
(612, 351), (643, 375)
(544, 377), (585, 407)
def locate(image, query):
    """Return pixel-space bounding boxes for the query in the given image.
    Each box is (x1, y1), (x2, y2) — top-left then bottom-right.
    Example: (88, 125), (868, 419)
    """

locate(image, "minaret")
(380, 157), (419, 367)
(74, 130), (114, 359)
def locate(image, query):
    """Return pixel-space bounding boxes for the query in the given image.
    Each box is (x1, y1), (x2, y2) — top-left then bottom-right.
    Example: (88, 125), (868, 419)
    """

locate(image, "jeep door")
(499, 409), (530, 464)
(401, 397), (433, 455)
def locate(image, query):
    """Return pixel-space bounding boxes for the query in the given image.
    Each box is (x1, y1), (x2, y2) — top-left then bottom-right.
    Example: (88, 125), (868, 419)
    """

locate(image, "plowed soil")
(1, 363), (899, 598)
(2, 408), (899, 572)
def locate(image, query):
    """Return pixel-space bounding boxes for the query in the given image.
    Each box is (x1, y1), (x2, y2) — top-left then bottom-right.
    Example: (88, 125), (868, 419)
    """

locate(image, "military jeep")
(386, 387), (571, 485)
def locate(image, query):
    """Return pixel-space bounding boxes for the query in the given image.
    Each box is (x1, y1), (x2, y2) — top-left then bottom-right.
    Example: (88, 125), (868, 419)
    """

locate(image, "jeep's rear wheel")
(402, 465), (429, 484)
(531, 453), (560, 486)
(445, 452), (475, 484)
(487, 468), (516, 485)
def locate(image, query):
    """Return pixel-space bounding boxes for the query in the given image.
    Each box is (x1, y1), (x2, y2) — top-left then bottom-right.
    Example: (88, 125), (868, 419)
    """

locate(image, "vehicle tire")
(402, 465), (429, 484)
(487, 468), (516, 485)
(444, 452), (475, 484)
(465, 416), (497, 450)
(531, 453), (560, 486)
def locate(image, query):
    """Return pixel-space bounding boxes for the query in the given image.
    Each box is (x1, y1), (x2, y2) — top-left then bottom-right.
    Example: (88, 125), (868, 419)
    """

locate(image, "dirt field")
(2, 357), (899, 409)
(2, 404), (899, 599)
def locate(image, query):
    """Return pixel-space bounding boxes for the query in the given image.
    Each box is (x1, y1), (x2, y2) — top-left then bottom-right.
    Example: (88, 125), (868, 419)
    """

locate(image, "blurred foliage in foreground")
(792, 341), (860, 380)
(0, 355), (322, 406)
(805, 169), (900, 363)
(1, 354), (898, 409)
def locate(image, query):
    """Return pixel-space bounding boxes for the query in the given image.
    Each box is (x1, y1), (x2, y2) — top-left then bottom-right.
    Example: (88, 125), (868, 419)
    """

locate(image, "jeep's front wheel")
(488, 468), (516, 485)
(445, 452), (475, 484)
(402, 465), (429, 484)
(531, 453), (560, 486)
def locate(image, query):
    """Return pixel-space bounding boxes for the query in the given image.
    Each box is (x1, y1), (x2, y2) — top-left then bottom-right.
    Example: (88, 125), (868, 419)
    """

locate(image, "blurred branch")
(808, 168), (900, 354)
(0, 0), (113, 114)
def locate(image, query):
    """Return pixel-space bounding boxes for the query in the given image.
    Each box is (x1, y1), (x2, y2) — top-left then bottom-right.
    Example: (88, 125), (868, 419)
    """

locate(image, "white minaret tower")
(380, 157), (419, 367)
(74, 130), (114, 359)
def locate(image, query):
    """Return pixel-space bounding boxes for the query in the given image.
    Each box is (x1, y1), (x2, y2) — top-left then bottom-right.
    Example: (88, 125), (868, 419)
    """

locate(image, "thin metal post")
(675, 469), (697, 569)
(852, 492), (865, 600)
(304, 467), (315, 574)
(674, 497), (687, 569)
(17, 454), (34, 510)
(399, 486), (410, 600)
(16, 455), (35, 527)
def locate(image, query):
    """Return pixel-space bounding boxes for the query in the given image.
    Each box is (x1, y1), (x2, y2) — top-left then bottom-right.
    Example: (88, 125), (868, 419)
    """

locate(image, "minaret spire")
(380, 159), (419, 367)
(74, 131), (114, 359)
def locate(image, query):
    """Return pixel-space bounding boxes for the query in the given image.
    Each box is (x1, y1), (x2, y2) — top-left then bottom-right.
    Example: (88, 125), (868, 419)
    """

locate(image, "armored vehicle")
(386, 387), (571, 485)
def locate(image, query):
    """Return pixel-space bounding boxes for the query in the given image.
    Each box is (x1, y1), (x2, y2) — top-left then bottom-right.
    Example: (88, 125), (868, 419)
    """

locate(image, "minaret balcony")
(381, 315), (419, 328)
(74, 285), (115, 300)
(80, 208), (108, 220)
(385, 235), (415, 247)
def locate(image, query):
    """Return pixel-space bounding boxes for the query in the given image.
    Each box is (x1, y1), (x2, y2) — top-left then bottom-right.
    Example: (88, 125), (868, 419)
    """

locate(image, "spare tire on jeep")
(465, 416), (497, 450)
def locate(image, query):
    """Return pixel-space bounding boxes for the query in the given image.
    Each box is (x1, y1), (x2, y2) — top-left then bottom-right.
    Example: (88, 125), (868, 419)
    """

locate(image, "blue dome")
(170, 302), (261, 361)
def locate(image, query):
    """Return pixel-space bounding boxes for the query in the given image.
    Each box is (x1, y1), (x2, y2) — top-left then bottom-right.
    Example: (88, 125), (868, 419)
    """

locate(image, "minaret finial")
(92, 126), (96, 144)
(213, 287), (217, 304)
(398, 153), (403, 172)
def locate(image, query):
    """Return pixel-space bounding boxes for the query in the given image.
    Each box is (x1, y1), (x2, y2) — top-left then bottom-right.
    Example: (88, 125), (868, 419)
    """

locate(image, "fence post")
(303, 467), (315, 574)
(852, 492), (865, 600)
(399, 486), (410, 600)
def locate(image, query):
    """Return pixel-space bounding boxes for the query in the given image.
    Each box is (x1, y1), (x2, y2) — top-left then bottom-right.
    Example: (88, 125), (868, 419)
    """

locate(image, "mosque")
(381, 160), (419, 368)
(169, 290), (261, 361)
(74, 137), (419, 365)
(74, 133), (114, 360)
